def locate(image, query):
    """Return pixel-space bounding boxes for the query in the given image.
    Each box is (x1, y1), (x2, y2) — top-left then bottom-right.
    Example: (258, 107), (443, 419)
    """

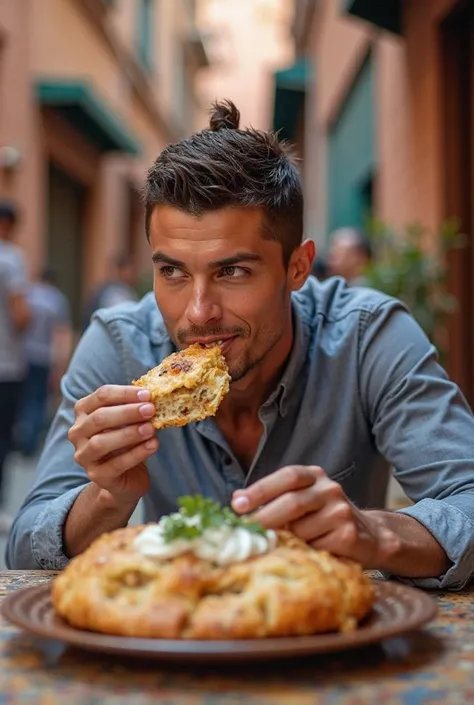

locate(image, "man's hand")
(231, 465), (401, 569)
(68, 384), (159, 505)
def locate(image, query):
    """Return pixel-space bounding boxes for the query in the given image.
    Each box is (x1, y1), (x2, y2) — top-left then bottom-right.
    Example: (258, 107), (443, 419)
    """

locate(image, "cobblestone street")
(0, 452), (37, 568)
(0, 451), (145, 569)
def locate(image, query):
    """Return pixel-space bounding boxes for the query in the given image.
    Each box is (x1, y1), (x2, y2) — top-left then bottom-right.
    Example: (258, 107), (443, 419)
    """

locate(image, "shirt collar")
(263, 302), (310, 417)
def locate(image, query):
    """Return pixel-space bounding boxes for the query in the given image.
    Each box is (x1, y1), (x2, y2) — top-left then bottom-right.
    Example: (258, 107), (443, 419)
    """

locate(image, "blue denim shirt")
(6, 277), (474, 589)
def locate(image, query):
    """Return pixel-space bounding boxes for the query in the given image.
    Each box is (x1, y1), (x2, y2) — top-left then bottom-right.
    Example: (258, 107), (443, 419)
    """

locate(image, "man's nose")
(185, 285), (222, 326)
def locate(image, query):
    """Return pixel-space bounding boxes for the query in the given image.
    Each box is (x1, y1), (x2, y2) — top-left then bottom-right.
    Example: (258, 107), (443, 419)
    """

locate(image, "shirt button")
(224, 456), (232, 466)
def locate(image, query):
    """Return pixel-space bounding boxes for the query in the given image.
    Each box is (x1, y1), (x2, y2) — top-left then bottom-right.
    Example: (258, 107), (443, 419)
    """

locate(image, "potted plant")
(364, 217), (465, 363)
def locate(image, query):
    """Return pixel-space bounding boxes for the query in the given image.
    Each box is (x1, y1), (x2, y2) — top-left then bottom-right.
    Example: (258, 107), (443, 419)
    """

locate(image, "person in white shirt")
(16, 268), (72, 457)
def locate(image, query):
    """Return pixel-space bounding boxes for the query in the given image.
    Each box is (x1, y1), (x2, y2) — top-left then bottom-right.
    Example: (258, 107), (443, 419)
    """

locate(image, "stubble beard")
(228, 315), (289, 384)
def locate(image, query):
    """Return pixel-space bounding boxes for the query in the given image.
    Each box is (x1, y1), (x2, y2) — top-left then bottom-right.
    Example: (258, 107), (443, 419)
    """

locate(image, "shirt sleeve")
(4, 249), (27, 295)
(5, 316), (126, 570)
(359, 300), (474, 590)
(100, 285), (138, 309)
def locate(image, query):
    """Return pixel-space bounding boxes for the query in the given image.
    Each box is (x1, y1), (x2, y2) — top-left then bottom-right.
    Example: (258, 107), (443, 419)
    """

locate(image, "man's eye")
(219, 266), (249, 278)
(159, 266), (183, 279)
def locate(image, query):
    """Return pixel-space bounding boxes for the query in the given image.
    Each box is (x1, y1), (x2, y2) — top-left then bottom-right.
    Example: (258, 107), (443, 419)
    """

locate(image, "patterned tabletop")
(0, 570), (473, 704)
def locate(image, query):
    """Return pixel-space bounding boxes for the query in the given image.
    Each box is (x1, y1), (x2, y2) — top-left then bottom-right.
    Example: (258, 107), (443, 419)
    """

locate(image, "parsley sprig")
(160, 495), (266, 543)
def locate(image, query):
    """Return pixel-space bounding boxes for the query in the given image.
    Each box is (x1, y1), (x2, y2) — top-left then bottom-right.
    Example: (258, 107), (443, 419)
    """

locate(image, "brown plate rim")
(1, 580), (438, 662)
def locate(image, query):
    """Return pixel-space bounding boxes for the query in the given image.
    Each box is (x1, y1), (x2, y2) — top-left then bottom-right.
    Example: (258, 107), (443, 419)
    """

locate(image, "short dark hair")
(41, 267), (58, 285)
(112, 251), (134, 269)
(143, 100), (304, 265)
(0, 200), (18, 224)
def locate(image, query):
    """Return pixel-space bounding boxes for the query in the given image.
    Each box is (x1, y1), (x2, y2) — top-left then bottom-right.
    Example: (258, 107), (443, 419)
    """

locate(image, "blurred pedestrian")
(327, 227), (372, 286)
(0, 200), (30, 532)
(81, 252), (138, 331)
(16, 268), (72, 457)
(311, 255), (328, 280)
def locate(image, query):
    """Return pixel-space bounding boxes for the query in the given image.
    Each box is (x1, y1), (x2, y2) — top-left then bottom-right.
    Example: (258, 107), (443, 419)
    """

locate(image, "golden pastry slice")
(132, 343), (230, 430)
(52, 496), (375, 640)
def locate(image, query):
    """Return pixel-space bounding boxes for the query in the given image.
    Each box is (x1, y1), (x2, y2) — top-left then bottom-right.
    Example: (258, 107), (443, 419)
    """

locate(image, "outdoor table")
(0, 570), (473, 704)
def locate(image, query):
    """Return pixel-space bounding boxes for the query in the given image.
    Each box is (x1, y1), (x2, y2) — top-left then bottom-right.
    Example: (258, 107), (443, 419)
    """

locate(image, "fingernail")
(137, 389), (151, 402)
(232, 496), (250, 513)
(139, 403), (155, 418)
(138, 423), (153, 437)
(145, 438), (158, 450)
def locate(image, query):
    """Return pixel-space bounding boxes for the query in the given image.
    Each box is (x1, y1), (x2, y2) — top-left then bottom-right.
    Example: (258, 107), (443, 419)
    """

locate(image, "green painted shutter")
(138, 0), (154, 70)
(327, 55), (375, 234)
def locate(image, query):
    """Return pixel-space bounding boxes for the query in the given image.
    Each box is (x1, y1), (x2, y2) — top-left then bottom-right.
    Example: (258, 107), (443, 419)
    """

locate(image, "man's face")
(0, 217), (15, 241)
(148, 206), (313, 383)
(118, 263), (136, 287)
(328, 236), (365, 281)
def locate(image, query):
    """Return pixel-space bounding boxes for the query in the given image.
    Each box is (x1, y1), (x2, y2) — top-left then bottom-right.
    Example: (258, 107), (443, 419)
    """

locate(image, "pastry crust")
(132, 344), (230, 430)
(52, 526), (375, 639)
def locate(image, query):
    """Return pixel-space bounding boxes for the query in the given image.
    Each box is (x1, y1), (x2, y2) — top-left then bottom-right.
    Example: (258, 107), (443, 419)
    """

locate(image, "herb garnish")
(160, 495), (266, 543)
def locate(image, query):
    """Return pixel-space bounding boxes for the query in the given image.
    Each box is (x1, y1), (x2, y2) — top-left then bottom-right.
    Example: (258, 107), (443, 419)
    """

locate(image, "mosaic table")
(0, 570), (473, 704)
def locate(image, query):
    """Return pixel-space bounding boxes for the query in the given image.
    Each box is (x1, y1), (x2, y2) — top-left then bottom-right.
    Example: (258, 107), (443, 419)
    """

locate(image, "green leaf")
(160, 495), (267, 543)
(364, 217), (466, 362)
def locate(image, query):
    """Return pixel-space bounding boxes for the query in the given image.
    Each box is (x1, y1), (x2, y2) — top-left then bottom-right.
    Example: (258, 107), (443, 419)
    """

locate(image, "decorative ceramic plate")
(2, 580), (437, 663)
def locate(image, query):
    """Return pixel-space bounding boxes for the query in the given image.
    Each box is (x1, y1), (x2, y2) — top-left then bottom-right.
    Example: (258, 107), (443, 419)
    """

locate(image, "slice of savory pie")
(132, 343), (231, 430)
(52, 496), (375, 639)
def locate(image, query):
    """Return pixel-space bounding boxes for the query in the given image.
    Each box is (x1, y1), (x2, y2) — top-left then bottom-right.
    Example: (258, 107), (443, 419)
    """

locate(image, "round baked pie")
(52, 496), (375, 639)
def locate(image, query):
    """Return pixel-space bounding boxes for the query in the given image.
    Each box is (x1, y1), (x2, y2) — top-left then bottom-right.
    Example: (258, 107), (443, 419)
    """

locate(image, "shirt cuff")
(384, 498), (474, 590)
(31, 484), (89, 570)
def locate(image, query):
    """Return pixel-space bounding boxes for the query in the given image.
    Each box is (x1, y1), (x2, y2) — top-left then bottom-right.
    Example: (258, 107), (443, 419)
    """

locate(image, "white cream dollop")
(133, 516), (278, 566)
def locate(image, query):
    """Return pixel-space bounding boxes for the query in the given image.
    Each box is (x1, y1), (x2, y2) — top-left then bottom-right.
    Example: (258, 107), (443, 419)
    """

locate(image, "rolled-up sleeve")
(5, 317), (126, 569)
(359, 300), (474, 589)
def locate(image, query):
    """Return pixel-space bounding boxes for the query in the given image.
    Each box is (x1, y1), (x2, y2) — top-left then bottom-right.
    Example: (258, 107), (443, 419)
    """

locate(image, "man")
(15, 268), (72, 456)
(310, 255), (328, 281)
(6, 101), (474, 590)
(327, 227), (372, 286)
(81, 252), (138, 331)
(0, 201), (30, 532)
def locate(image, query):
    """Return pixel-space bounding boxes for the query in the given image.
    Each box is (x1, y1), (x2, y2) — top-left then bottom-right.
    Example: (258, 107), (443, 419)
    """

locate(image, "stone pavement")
(0, 451), (144, 569)
(0, 451), (409, 570)
(0, 452), (37, 569)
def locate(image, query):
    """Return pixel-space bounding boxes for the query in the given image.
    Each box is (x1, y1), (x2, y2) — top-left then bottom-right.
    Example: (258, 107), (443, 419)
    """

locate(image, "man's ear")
(288, 240), (315, 291)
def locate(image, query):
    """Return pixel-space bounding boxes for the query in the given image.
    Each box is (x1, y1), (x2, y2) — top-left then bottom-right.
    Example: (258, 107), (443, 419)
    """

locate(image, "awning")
(272, 58), (310, 142)
(36, 80), (142, 156)
(343, 0), (402, 34)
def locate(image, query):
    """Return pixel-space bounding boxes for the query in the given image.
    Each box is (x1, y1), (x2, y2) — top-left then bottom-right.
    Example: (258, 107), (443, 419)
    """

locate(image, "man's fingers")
(86, 439), (159, 486)
(250, 486), (326, 528)
(231, 465), (323, 514)
(71, 402), (156, 441)
(289, 500), (353, 541)
(74, 423), (157, 464)
(75, 385), (151, 416)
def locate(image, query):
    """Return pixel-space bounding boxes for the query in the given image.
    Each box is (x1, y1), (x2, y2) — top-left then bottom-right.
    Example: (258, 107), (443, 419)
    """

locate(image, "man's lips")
(185, 336), (237, 352)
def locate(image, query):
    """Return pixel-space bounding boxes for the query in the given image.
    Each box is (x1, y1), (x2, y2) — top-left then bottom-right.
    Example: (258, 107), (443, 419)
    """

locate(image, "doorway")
(46, 162), (86, 330)
(441, 2), (474, 406)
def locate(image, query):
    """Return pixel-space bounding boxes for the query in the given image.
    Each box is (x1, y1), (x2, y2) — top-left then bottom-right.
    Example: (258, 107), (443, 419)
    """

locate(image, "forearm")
(64, 483), (138, 559)
(365, 510), (451, 578)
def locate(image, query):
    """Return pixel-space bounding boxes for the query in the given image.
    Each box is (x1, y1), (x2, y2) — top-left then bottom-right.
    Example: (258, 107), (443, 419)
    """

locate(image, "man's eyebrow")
(151, 251), (263, 269)
(151, 252), (185, 268)
(208, 253), (263, 268)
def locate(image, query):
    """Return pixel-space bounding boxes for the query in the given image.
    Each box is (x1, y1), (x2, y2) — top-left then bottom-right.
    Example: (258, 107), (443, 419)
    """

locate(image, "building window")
(174, 41), (191, 131)
(137, 0), (154, 70)
(327, 54), (375, 234)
